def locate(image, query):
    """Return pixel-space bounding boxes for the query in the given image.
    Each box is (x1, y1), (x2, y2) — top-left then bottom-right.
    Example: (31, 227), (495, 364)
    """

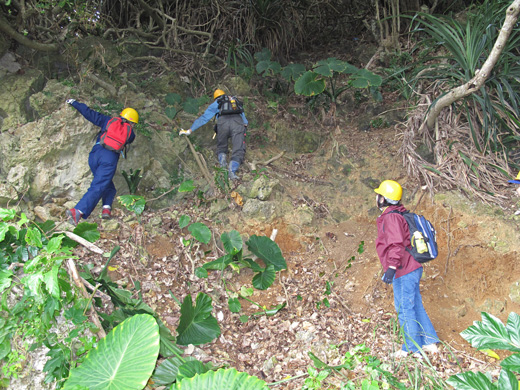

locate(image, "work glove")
(381, 268), (396, 284)
(66, 99), (76, 105)
(179, 129), (192, 136)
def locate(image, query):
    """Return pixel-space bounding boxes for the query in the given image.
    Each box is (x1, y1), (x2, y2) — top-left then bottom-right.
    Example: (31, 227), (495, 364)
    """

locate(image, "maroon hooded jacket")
(375, 204), (422, 279)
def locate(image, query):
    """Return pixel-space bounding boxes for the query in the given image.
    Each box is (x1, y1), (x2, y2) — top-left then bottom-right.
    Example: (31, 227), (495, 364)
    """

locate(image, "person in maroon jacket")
(374, 180), (439, 357)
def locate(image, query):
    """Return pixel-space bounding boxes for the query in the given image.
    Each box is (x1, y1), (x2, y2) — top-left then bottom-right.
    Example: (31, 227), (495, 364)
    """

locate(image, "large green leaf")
(0, 268), (13, 293)
(253, 48), (272, 62)
(252, 265), (276, 290)
(182, 98), (200, 115)
(166, 93), (182, 106)
(73, 222), (100, 243)
(179, 215), (191, 229)
(256, 59), (281, 76)
(446, 371), (495, 390)
(176, 360), (209, 382)
(25, 227), (42, 248)
(221, 230), (242, 254)
(118, 195), (146, 215)
(497, 369), (519, 390)
(506, 312), (520, 349)
(188, 223), (211, 245)
(165, 106), (178, 120)
(228, 298), (241, 313)
(350, 69), (382, 89)
(246, 235), (286, 271)
(64, 314), (160, 390)
(175, 368), (268, 390)
(313, 57), (348, 77)
(0, 222), (8, 242)
(0, 336), (11, 360)
(202, 254), (233, 271)
(0, 208), (16, 221)
(501, 353), (520, 373)
(42, 266), (60, 298)
(294, 71), (326, 97)
(151, 356), (200, 386)
(179, 180), (195, 193)
(176, 293), (220, 346)
(461, 312), (520, 352)
(281, 63), (306, 82)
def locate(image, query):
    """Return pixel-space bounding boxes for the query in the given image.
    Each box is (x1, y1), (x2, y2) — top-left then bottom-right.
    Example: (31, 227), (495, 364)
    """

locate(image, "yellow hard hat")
(120, 108), (139, 123)
(374, 180), (403, 201)
(213, 89), (225, 100)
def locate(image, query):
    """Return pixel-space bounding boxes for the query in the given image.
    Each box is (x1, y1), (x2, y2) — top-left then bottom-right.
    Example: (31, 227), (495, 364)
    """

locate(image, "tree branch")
(0, 15), (58, 52)
(425, 0), (520, 131)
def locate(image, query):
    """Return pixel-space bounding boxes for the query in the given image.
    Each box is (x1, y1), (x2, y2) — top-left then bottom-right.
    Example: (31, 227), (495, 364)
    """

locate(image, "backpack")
(217, 95), (244, 115)
(99, 117), (132, 153)
(389, 210), (438, 263)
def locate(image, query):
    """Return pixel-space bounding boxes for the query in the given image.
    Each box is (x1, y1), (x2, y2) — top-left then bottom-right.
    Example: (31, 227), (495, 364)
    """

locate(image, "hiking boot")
(229, 160), (240, 181)
(101, 207), (111, 219)
(422, 343), (439, 354)
(218, 153), (227, 168)
(66, 208), (82, 226)
(390, 350), (408, 359)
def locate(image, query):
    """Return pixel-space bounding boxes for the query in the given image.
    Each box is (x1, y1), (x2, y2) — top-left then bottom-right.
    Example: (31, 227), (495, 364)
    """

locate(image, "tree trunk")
(424, 0), (520, 131)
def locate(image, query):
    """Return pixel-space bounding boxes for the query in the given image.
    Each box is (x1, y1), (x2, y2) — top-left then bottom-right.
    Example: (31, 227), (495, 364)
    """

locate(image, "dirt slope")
(74, 124), (520, 389)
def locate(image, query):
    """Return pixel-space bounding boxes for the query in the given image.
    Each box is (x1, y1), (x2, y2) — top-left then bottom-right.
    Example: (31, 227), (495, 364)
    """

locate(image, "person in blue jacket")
(65, 99), (138, 225)
(180, 89), (248, 180)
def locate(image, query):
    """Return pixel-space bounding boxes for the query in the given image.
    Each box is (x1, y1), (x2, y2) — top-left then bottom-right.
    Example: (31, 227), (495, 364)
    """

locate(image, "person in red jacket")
(374, 180), (439, 357)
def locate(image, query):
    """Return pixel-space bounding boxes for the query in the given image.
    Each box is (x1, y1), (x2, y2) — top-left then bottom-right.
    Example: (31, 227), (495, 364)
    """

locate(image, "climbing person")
(508, 171), (520, 215)
(65, 99), (138, 226)
(180, 89), (248, 180)
(374, 180), (440, 358)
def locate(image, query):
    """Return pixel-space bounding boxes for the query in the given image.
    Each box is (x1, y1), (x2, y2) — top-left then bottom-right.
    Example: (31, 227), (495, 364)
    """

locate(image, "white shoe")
(412, 352), (424, 360)
(390, 349), (409, 359)
(422, 343), (439, 354)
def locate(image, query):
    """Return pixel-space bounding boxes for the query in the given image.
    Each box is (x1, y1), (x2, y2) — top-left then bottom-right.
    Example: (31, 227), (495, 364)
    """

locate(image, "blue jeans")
(393, 267), (439, 352)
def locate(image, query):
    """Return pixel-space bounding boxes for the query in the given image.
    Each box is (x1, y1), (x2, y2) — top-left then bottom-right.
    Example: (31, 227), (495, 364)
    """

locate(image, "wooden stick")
(80, 277), (111, 300)
(62, 231), (104, 254)
(185, 137), (217, 193)
(249, 151), (285, 171)
(66, 259), (107, 339)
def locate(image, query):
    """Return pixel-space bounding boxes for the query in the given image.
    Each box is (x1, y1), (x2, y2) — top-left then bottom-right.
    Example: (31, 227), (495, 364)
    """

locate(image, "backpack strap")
(387, 210), (408, 216)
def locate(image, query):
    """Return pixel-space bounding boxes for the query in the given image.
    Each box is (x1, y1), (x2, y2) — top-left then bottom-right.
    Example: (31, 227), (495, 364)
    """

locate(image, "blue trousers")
(393, 267), (439, 352)
(75, 144), (119, 218)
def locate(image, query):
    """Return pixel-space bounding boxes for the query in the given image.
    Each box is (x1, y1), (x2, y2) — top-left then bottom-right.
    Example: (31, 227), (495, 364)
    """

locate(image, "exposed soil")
(66, 121), (520, 389)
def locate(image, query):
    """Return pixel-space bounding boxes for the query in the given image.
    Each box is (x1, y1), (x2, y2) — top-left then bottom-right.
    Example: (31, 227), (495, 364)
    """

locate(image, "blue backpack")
(389, 210), (438, 263)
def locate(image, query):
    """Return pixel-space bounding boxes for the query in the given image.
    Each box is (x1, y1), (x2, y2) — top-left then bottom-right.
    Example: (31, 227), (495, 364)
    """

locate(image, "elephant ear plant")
(197, 230), (287, 290)
(63, 314), (160, 390)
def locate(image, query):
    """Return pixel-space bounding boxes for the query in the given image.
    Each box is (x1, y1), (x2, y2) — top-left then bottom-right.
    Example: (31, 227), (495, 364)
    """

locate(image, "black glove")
(382, 268), (396, 284)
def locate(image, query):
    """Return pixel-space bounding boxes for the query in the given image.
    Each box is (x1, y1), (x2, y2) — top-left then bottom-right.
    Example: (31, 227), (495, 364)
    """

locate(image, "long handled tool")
(180, 130), (217, 194)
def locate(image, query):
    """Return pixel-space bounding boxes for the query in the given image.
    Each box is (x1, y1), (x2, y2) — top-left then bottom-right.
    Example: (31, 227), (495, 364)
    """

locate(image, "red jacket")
(375, 205), (421, 279)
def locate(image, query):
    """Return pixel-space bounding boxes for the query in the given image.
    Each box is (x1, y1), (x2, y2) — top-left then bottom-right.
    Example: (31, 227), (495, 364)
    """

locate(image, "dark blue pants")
(75, 144), (119, 219)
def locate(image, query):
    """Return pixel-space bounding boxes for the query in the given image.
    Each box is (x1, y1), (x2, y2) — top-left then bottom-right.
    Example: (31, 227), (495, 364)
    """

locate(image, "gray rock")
(0, 52), (21, 74)
(209, 198), (230, 216)
(0, 69), (44, 131)
(284, 205), (314, 226)
(241, 175), (280, 201)
(510, 280), (520, 304)
(242, 199), (275, 221)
